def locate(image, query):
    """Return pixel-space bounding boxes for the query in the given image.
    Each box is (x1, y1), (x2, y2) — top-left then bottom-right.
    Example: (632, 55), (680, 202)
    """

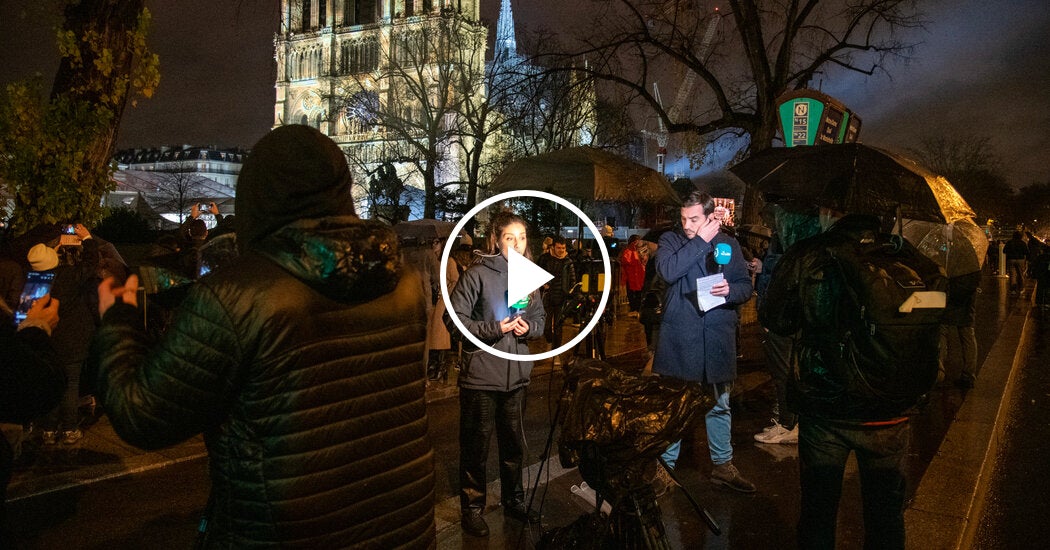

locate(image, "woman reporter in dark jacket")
(446, 211), (544, 537)
(89, 126), (435, 548)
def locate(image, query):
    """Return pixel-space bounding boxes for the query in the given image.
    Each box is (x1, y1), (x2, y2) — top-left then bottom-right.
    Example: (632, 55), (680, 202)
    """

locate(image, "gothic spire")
(494, 0), (518, 63)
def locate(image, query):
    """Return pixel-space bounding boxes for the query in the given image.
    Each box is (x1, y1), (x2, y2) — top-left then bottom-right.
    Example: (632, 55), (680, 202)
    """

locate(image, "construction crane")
(643, 8), (721, 176)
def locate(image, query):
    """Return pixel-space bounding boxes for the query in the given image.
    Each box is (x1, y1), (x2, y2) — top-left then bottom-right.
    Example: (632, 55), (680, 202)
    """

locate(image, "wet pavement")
(970, 304), (1050, 549)
(3, 272), (1038, 549)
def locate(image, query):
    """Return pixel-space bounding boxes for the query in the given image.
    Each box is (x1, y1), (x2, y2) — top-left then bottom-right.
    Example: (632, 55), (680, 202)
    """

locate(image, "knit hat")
(235, 125), (356, 253)
(27, 243), (59, 271)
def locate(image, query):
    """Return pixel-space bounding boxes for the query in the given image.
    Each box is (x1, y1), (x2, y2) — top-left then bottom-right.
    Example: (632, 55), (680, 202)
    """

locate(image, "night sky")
(1, 0), (1047, 188)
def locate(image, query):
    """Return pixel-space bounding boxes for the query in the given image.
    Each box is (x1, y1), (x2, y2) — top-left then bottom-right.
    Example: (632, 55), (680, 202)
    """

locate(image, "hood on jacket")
(258, 216), (402, 303)
(477, 252), (507, 274)
(236, 125), (356, 254)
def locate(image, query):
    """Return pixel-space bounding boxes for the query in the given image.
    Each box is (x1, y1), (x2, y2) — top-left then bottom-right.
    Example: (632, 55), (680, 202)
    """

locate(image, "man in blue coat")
(653, 191), (755, 493)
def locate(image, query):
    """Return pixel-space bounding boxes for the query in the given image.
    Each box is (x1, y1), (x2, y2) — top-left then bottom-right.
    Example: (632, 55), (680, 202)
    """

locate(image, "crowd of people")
(2, 123), (1047, 548)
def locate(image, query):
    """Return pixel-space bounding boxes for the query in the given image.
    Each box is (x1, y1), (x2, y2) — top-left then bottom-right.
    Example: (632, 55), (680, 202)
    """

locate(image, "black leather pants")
(459, 386), (527, 511)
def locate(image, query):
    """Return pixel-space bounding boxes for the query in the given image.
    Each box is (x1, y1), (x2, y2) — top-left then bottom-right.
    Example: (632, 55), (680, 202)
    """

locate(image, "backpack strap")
(827, 248), (868, 334)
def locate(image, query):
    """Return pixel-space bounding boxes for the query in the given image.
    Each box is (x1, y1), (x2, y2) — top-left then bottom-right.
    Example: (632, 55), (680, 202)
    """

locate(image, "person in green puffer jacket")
(89, 125), (435, 548)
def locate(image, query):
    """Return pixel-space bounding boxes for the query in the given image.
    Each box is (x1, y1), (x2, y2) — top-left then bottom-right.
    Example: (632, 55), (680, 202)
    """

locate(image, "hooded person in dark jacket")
(89, 125), (435, 548)
(761, 213), (926, 550)
(445, 210), (545, 537)
(26, 224), (99, 445)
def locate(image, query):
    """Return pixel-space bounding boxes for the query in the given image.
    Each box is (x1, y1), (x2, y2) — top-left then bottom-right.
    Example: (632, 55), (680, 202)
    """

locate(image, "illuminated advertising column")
(776, 89), (862, 147)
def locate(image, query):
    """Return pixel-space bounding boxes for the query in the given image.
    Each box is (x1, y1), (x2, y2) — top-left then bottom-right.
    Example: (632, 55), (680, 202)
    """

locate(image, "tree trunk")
(739, 106), (780, 227)
(50, 0), (147, 202)
(423, 160), (437, 219)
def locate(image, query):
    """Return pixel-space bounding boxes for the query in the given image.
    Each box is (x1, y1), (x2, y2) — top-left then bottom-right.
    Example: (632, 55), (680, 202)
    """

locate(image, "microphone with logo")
(713, 242), (732, 273)
(509, 295), (530, 318)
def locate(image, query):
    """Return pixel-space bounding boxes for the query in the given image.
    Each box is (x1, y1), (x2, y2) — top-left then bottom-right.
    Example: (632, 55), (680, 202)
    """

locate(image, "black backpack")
(792, 225), (947, 420)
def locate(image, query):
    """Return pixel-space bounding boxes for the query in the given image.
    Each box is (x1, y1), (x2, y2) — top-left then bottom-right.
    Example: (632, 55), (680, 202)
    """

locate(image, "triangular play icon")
(506, 248), (554, 308)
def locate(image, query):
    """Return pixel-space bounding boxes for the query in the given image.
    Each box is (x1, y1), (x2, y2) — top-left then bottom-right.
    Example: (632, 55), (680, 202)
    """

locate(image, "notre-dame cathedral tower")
(274, 1), (595, 218)
(273, 2), (484, 203)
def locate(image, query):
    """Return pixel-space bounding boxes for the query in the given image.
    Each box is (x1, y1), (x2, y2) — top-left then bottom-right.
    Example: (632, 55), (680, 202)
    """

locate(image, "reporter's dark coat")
(652, 229), (753, 384)
(447, 253), (544, 392)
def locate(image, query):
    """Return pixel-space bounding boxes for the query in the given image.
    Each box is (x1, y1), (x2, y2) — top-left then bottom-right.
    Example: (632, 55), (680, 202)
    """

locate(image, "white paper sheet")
(696, 274), (727, 312)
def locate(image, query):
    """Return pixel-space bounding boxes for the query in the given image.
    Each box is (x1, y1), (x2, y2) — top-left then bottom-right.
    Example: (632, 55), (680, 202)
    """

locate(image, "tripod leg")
(629, 490), (669, 550)
(526, 374), (574, 517)
(657, 457), (722, 536)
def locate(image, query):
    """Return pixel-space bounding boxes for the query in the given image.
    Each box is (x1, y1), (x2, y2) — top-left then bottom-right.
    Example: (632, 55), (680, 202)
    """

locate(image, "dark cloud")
(829, 0), (1050, 187)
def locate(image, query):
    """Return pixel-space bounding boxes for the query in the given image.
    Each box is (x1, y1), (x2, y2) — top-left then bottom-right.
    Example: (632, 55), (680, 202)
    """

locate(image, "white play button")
(506, 248), (554, 309)
(440, 190), (611, 362)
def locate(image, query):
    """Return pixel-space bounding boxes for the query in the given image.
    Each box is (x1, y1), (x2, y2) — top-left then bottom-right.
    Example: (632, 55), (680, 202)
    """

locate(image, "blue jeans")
(663, 382), (733, 468)
(798, 417), (910, 550)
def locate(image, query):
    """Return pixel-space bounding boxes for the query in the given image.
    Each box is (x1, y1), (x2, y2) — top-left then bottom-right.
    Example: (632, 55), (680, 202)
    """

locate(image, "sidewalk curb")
(905, 296), (1034, 549)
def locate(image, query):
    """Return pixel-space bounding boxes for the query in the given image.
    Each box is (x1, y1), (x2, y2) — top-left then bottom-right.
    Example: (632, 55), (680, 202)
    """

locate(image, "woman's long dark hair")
(487, 211), (532, 260)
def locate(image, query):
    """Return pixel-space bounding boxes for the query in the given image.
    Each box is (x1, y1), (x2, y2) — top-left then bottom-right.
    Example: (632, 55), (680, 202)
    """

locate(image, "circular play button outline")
(440, 190), (611, 362)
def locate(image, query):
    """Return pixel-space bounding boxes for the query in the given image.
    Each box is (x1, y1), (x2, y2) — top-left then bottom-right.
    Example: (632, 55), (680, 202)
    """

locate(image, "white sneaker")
(754, 421), (798, 444)
(757, 419), (779, 434)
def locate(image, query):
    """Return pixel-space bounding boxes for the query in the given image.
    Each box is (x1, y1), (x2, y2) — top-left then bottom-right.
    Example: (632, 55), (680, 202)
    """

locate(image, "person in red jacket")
(619, 234), (648, 315)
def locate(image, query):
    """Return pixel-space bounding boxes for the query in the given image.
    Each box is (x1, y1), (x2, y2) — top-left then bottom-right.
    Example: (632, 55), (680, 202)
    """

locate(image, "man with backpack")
(760, 212), (946, 550)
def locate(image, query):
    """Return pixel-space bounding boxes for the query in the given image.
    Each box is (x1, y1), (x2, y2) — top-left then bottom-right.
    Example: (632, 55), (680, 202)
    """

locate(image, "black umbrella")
(639, 224), (676, 250)
(729, 143), (976, 224)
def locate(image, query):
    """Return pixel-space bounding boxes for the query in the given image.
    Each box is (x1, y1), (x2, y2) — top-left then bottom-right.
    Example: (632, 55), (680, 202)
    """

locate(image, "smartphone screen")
(64, 224), (76, 235)
(14, 271), (56, 326)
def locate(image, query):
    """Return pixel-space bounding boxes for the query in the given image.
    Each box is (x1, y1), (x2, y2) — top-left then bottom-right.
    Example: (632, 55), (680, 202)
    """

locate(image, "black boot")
(461, 508), (489, 537)
(502, 499), (540, 523)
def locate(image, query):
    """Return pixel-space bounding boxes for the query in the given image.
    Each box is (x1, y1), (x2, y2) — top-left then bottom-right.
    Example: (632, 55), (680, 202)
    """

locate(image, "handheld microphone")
(714, 243), (732, 273)
(508, 294), (530, 317)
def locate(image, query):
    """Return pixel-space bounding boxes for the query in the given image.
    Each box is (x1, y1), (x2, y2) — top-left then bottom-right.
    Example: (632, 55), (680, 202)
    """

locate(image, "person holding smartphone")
(91, 125), (435, 547)
(445, 210), (545, 537)
(1, 292), (62, 545)
(27, 224), (98, 446)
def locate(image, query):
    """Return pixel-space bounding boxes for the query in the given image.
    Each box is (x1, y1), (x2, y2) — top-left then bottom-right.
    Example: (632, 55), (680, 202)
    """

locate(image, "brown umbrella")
(489, 147), (680, 206)
(392, 219), (458, 242)
(730, 143), (976, 224)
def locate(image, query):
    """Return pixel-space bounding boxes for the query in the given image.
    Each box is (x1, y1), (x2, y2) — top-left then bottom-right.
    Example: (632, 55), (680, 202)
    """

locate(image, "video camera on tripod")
(538, 360), (721, 549)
